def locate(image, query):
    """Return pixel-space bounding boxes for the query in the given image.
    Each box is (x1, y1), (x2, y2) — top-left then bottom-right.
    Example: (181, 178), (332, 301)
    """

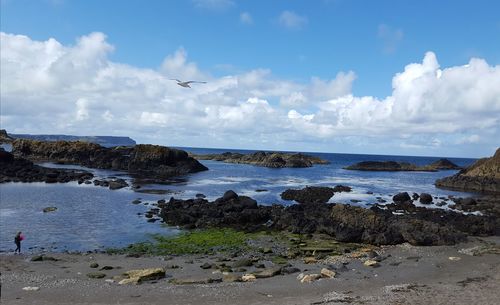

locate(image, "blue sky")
(1, 0), (499, 157)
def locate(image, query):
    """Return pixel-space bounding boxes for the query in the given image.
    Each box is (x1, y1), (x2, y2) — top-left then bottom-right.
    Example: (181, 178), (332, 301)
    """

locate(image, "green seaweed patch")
(107, 228), (251, 256)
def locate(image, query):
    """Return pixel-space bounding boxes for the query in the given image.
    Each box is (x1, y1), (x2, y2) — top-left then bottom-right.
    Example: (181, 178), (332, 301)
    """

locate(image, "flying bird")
(170, 79), (207, 88)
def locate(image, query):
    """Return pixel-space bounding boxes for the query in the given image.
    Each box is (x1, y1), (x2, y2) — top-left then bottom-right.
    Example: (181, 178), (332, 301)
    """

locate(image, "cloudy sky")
(1, 0), (499, 158)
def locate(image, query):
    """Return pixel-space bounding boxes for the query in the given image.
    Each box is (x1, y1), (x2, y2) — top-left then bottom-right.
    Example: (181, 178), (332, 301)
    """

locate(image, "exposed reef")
(191, 151), (329, 168)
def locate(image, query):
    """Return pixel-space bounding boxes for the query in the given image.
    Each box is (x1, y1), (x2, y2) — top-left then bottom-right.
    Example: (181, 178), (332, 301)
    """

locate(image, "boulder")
(419, 193), (433, 204)
(300, 274), (321, 283)
(393, 192), (411, 203)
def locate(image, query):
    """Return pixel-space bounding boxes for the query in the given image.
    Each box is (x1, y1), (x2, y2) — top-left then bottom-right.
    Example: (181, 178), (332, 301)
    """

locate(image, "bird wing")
(185, 81), (207, 84)
(169, 78), (182, 82)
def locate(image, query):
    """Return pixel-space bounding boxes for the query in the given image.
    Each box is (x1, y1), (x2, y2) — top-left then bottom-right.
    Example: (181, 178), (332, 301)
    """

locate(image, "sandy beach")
(1, 236), (499, 305)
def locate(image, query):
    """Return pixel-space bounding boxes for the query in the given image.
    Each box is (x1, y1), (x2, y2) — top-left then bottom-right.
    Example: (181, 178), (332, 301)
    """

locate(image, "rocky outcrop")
(424, 159), (462, 170)
(345, 159), (461, 172)
(436, 148), (500, 193)
(0, 129), (14, 143)
(159, 189), (499, 246)
(11, 139), (208, 179)
(160, 190), (272, 231)
(0, 148), (93, 183)
(192, 151), (329, 168)
(280, 185), (351, 204)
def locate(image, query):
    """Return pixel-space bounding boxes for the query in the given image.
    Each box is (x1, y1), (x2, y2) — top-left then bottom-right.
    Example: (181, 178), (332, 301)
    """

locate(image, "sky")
(1, 0), (499, 158)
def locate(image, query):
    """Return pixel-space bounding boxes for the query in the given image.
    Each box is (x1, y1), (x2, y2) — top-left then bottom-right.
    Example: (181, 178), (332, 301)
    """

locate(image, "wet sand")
(1, 236), (500, 305)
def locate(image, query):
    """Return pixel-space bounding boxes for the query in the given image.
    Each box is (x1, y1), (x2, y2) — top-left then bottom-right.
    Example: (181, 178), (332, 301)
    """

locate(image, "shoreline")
(1, 236), (499, 305)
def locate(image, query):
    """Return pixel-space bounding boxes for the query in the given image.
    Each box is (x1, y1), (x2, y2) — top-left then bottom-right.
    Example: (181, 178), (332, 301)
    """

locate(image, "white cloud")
(240, 12), (253, 25)
(378, 24), (404, 54)
(1, 32), (499, 156)
(278, 11), (308, 29)
(288, 52), (500, 140)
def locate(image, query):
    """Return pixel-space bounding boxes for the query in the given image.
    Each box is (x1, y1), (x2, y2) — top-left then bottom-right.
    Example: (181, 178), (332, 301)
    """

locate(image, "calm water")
(0, 148), (476, 253)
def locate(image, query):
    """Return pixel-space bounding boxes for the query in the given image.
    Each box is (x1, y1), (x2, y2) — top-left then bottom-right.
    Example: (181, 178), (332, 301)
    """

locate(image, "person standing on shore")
(14, 231), (24, 254)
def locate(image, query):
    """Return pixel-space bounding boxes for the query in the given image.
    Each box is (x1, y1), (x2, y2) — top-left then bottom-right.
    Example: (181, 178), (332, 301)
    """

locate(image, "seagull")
(170, 79), (207, 88)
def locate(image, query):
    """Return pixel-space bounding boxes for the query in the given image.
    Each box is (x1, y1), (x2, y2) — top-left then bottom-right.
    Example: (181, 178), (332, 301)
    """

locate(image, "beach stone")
(87, 272), (106, 279)
(363, 260), (380, 267)
(300, 274), (321, 283)
(89, 262), (99, 268)
(253, 267), (282, 278)
(304, 257), (318, 264)
(241, 274), (257, 282)
(132, 199), (141, 204)
(119, 268), (165, 285)
(320, 268), (336, 278)
(448, 256), (461, 261)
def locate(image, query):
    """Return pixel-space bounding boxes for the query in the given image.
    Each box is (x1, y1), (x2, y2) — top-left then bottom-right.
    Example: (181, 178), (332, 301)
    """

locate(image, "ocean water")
(0, 147), (476, 253)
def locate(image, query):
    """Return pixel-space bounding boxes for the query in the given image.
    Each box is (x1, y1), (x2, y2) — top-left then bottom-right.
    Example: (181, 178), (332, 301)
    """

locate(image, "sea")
(0, 147), (477, 253)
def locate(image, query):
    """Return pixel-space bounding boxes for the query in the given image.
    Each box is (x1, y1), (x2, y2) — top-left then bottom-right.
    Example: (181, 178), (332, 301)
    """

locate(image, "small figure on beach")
(14, 231), (24, 254)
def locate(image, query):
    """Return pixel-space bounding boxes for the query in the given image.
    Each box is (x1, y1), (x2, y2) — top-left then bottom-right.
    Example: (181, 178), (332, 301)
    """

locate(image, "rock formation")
(345, 159), (462, 172)
(192, 151), (329, 168)
(436, 148), (500, 193)
(11, 139), (208, 179)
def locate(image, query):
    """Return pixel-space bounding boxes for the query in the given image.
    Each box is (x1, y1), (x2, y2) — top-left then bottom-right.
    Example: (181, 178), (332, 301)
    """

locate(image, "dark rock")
(222, 190), (238, 201)
(99, 266), (114, 270)
(281, 266), (301, 274)
(281, 186), (335, 203)
(191, 151), (329, 168)
(0, 148), (93, 184)
(427, 159), (462, 170)
(419, 193), (433, 204)
(393, 192), (411, 203)
(108, 179), (128, 190)
(89, 262), (99, 268)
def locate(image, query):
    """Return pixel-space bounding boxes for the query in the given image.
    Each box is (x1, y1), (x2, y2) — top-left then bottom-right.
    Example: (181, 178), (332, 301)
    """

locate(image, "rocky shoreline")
(436, 148), (500, 193)
(156, 188), (499, 247)
(0, 148), (93, 183)
(191, 151), (330, 168)
(11, 139), (208, 179)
